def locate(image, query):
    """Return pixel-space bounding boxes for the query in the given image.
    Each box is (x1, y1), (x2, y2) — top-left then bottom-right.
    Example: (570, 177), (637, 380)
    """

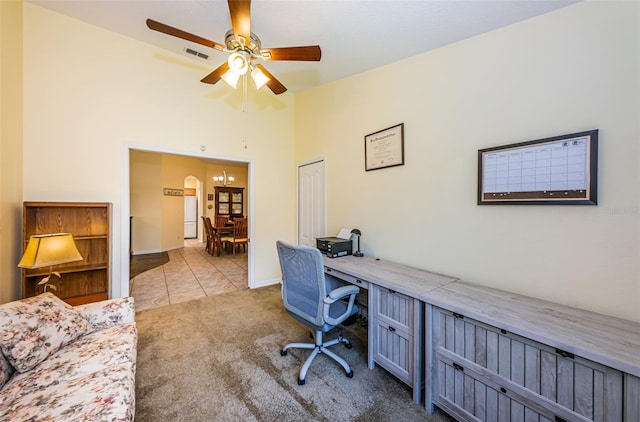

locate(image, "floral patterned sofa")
(0, 293), (137, 421)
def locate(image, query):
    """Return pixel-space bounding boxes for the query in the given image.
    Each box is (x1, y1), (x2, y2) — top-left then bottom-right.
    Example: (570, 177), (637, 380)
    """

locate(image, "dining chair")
(214, 215), (230, 229)
(213, 215), (233, 256)
(220, 217), (248, 257)
(202, 216), (216, 256)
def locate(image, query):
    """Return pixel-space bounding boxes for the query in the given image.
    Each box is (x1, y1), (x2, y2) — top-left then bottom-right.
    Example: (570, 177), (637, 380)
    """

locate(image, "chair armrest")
(324, 285), (360, 304)
(75, 297), (135, 333)
(323, 285), (359, 326)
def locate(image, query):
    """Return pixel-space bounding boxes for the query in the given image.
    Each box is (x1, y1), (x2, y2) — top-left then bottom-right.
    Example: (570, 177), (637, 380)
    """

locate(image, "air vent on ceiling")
(185, 48), (209, 60)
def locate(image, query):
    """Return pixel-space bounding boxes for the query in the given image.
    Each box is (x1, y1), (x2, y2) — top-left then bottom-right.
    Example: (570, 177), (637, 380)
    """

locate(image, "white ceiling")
(30, 0), (578, 93)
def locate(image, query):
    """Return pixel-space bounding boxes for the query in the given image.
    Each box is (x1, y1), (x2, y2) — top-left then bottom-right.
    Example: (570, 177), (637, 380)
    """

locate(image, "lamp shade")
(221, 69), (240, 88)
(251, 66), (270, 90)
(18, 233), (83, 269)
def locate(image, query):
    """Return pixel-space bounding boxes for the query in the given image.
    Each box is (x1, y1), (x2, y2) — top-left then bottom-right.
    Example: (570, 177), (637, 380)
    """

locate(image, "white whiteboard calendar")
(478, 130), (598, 205)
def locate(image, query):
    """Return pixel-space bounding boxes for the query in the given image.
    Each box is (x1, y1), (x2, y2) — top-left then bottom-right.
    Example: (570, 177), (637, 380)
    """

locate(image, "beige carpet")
(134, 284), (454, 421)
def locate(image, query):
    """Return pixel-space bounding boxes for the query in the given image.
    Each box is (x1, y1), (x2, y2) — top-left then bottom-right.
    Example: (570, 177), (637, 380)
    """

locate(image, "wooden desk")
(421, 280), (640, 420)
(323, 254), (640, 420)
(323, 255), (458, 404)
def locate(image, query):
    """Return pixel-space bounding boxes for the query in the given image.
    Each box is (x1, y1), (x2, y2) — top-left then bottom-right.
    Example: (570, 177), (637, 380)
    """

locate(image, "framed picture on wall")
(477, 129), (598, 205)
(365, 123), (404, 171)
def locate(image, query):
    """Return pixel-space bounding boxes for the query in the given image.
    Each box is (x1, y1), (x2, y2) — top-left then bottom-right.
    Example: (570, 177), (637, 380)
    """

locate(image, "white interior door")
(297, 160), (326, 247)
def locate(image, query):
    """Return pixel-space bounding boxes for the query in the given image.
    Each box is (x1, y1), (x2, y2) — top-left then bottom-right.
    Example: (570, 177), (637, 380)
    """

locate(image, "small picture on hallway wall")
(365, 123), (404, 171)
(163, 188), (184, 196)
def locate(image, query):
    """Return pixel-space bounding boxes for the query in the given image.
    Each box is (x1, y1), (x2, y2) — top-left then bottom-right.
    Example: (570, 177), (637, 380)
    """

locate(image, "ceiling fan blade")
(256, 64), (287, 95)
(228, 0), (251, 45)
(146, 19), (225, 51)
(260, 46), (321, 61)
(201, 62), (230, 84)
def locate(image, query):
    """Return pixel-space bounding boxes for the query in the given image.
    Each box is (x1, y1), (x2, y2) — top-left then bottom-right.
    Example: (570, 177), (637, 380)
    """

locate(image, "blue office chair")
(276, 240), (360, 385)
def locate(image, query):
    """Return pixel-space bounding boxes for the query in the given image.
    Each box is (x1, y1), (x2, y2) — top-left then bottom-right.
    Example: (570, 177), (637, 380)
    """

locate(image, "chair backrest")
(214, 215), (229, 229)
(233, 217), (247, 239)
(203, 216), (214, 235)
(276, 241), (326, 326)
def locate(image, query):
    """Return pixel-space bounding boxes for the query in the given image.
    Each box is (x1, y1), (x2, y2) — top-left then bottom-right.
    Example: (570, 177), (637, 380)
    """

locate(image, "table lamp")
(350, 228), (364, 257)
(18, 233), (83, 293)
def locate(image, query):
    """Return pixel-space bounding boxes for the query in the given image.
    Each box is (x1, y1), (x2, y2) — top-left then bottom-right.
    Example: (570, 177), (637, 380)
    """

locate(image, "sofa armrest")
(75, 297), (135, 333)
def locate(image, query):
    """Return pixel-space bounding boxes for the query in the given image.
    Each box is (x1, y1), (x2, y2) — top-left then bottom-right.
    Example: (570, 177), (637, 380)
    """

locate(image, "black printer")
(316, 237), (352, 258)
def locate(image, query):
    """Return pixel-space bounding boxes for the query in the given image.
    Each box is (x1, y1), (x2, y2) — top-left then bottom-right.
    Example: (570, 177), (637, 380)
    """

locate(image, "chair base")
(281, 330), (354, 385)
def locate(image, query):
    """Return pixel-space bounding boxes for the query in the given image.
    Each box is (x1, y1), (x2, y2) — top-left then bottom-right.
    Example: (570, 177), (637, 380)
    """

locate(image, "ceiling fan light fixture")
(227, 51), (249, 75)
(251, 66), (270, 89)
(221, 69), (240, 88)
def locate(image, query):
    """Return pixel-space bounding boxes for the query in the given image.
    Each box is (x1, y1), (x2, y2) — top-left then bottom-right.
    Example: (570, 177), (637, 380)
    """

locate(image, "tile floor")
(130, 238), (248, 312)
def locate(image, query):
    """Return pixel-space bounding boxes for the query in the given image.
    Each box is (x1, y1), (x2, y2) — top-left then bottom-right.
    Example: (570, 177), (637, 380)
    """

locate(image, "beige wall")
(130, 150), (162, 254)
(295, 1), (640, 322)
(0, 0), (23, 302)
(22, 4), (295, 297)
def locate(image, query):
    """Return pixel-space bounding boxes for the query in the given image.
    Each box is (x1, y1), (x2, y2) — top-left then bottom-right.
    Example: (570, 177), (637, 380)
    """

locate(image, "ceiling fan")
(146, 0), (321, 95)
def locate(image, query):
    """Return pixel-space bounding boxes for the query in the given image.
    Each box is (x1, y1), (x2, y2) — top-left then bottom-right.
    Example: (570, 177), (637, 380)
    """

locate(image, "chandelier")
(213, 170), (235, 187)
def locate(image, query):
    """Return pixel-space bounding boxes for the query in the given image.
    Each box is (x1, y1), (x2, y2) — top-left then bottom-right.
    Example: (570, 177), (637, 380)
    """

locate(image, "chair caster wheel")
(298, 378), (305, 385)
(344, 342), (353, 349)
(346, 370), (354, 378)
(281, 350), (288, 356)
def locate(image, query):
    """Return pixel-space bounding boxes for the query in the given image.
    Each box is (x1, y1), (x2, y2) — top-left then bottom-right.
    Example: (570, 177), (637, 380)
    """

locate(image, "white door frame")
(296, 158), (326, 246)
(120, 144), (255, 298)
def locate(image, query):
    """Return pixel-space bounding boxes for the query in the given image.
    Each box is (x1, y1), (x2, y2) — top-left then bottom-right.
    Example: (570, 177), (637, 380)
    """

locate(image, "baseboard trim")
(252, 278), (281, 289)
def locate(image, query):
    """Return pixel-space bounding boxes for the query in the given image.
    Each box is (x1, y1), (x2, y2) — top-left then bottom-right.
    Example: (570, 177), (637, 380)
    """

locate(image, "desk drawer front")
(374, 319), (412, 384)
(435, 354), (554, 421)
(433, 307), (624, 421)
(324, 267), (369, 290)
(374, 286), (412, 332)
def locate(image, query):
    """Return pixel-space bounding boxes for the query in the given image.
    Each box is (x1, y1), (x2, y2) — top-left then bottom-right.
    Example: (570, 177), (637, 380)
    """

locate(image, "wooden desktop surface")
(322, 255), (458, 296)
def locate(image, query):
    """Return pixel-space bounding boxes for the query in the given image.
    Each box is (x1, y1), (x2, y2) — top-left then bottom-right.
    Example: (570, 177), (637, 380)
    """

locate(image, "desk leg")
(412, 299), (424, 405)
(367, 285), (375, 370)
(424, 303), (435, 414)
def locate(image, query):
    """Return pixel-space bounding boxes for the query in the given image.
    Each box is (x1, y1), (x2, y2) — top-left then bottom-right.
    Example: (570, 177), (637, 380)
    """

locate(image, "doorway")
(183, 176), (200, 240)
(121, 146), (253, 298)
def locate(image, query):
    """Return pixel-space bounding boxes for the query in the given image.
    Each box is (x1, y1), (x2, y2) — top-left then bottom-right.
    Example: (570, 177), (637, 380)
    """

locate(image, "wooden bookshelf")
(22, 202), (111, 305)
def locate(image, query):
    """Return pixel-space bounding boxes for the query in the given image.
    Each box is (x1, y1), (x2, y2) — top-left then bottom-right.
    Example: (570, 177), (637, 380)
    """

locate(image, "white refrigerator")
(184, 196), (197, 239)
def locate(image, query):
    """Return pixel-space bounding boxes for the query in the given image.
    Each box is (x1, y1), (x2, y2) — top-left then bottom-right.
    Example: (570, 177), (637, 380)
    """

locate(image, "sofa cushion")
(0, 293), (90, 373)
(0, 364), (135, 422)
(0, 350), (14, 389)
(0, 323), (137, 407)
(75, 296), (136, 333)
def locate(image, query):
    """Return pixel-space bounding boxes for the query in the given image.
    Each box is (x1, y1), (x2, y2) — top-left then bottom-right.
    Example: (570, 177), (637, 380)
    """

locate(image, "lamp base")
(353, 251), (364, 257)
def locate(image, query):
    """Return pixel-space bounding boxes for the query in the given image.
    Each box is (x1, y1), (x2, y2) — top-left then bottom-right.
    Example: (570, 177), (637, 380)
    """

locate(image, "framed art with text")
(478, 129), (598, 205)
(365, 123), (404, 171)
